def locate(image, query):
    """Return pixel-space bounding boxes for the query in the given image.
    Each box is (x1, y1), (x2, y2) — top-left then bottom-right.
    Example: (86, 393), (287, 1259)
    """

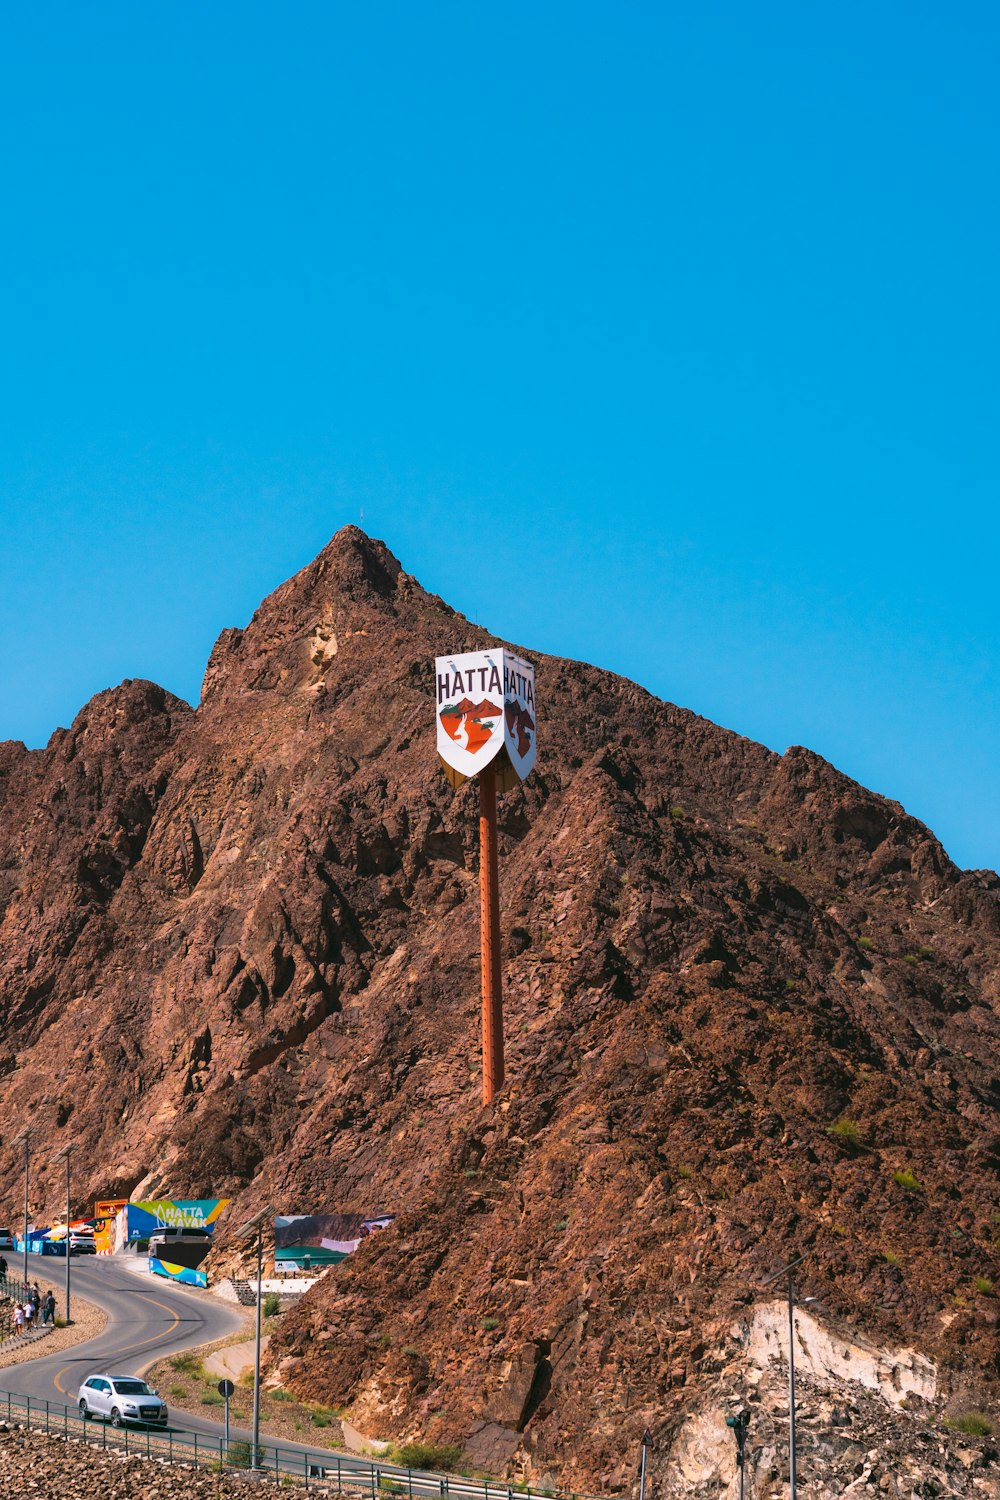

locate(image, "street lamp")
(725, 1408), (750, 1500)
(11, 1130), (31, 1285)
(52, 1146), (75, 1324)
(235, 1205), (274, 1469)
(760, 1256), (820, 1500)
(638, 1428), (653, 1500)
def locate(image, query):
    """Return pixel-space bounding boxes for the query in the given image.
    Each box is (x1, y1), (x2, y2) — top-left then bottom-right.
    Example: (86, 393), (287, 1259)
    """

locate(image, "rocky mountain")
(1, 527), (998, 1492)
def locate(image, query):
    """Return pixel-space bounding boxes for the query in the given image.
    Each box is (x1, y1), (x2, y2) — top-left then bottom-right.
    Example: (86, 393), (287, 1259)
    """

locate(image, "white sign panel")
(436, 648), (536, 785)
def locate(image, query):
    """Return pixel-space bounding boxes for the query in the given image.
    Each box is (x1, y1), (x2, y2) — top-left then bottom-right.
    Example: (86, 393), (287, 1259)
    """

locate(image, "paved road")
(7, 1251), (242, 1414)
(1, 1256), (470, 1489)
(2, 1255), (579, 1497)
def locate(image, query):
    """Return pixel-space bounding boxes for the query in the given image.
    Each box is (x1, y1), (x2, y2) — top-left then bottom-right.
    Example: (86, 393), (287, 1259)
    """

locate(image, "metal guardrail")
(0, 1387), (600, 1500)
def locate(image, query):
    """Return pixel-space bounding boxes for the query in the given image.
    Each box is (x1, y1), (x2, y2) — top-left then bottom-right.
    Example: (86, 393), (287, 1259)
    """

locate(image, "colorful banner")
(150, 1256), (207, 1288)
(125, 1200), (229, 1239)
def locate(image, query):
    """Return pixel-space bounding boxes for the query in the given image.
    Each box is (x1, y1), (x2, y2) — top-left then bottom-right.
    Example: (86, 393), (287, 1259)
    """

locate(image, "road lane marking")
(53, 1293), (184, 1394)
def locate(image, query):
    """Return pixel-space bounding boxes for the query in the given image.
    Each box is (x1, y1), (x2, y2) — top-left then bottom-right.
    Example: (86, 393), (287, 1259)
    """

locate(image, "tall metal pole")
(22, 1137), (29, 1284)
(479, 760), (504, 1104)
(787, 1273), (797, 1500)
(639, 1429), (652, 1500)
(252, 1222), (264, 1468)
(64, 1150), (72, 1323)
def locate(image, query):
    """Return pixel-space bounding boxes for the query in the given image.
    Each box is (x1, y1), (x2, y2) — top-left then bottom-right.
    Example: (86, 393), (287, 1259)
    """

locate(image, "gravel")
(0, 1421), (342, 1497)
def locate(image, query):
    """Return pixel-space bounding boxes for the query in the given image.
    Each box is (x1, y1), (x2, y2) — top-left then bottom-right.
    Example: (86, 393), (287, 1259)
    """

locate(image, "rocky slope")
(0, 527), (998, 1492)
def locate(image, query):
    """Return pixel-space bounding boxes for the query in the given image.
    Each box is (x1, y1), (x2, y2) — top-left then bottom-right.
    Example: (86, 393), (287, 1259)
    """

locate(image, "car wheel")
(110, 1408), (122, 1427)
(78, 1400), (90, 1420)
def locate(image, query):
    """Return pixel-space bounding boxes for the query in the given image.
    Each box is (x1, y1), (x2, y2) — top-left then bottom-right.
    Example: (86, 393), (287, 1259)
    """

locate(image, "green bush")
(943, 1411), (993, 1437)
(892, 1169), (922, 1193)
(201, 1390), (225, 1406)
(670, 805), (685, 820)
(676, 1164), (693, 1179)
(226, 1438), (254, 1468)
(263, 1291), (281, 1317)
(857, 935), (873, 950)
(378, 1331), (392, 1348)
(973, 1275), (994, 1296)
(393, 1441), (463, 1472)
(918, 946), (935, 958)
(882, 1250), (901, 1268)
(402, 1345), (420, 1358)
(171, 1352), (202, 1375)
(481, 1316), (500, 1331)
(271, 1387), (295, 1402)
(902, 954), (918, 966)
(168, 1384), (187, 1398)
(827, 1118), (862, 1148)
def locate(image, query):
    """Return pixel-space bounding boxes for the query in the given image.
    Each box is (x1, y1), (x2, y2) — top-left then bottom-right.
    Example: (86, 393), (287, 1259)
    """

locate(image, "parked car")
(68, 1230), (97, 1255)
(0, 1228), (14, 1251)
(77, 1375), (168, 1427)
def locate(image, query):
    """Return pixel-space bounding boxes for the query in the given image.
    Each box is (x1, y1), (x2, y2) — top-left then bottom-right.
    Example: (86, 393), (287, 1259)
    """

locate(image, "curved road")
(3, 1255), (572, 1498)
(8, 1252), (242, 1422)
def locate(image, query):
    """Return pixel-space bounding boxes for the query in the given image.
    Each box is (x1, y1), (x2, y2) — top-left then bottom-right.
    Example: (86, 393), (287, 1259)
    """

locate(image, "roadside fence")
(0, 1277), (48, 1344)
(0, 1388), (599, 1500)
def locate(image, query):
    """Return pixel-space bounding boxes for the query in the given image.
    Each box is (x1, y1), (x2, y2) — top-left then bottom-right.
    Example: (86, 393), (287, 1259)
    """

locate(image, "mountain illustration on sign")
(504, 699), (535, 758)
(439, 698), (501, 755)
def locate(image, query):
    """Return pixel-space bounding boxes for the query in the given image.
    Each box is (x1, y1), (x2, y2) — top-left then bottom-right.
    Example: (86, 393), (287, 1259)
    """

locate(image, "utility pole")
(12, 1130), (31, 1286)
(235, 1206), (274, 1470)
(53, 1145), (74, 1323)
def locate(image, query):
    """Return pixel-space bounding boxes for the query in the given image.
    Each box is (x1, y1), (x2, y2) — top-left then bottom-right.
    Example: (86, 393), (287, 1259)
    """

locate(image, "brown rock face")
(1, 527), (999, 1490)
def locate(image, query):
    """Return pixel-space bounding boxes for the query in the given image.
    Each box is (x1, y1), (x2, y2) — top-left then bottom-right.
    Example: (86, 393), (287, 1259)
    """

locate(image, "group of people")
(9, 1281), (56, 1335)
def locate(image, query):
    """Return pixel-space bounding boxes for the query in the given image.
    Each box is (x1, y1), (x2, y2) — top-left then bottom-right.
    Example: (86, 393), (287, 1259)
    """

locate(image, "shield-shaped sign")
(436, 648), (536, 789)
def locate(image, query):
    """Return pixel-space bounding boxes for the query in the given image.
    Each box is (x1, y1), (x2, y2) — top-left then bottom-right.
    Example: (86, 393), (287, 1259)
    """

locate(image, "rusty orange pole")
(479, 760), (505, 1104)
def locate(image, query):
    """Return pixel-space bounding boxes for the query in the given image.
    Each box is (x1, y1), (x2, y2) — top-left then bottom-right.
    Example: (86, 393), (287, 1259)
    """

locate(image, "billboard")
(124, 1199), (229, 1241)
(274, 1212), (393, 1270)
(435, 649), (536, 789)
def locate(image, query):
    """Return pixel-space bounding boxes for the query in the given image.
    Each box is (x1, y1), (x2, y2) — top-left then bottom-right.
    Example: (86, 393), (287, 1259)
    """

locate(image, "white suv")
(77, 1375), (168, 1427)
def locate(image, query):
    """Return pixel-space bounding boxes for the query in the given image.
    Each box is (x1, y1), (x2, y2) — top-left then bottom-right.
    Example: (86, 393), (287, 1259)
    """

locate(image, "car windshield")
(112, 1380), (152, 1395)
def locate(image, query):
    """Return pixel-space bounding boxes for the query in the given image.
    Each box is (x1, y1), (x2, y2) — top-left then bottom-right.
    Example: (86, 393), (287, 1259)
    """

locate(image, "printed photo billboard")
(274, 1212), (393, 1269)
(435, 649), (536, 787)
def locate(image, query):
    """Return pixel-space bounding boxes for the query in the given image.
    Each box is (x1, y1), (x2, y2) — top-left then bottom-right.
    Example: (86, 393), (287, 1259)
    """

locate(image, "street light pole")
(787, 1273), (797, 1500)
(12, 1131), (31, 1286)
(235, 1205), (274, 1471)
(53, 1146), (74, 1324)
(760, 1255), (810, 1500)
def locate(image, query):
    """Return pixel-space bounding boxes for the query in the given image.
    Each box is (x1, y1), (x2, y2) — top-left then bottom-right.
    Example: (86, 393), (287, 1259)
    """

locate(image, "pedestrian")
(0, 1254), (7, 1283)
(42, 1290), (55, 1325)
(13, 1304), (24, 1338)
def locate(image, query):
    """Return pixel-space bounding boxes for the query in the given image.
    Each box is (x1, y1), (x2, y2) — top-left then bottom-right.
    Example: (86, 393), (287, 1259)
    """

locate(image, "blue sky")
(1, 3), (997, 871)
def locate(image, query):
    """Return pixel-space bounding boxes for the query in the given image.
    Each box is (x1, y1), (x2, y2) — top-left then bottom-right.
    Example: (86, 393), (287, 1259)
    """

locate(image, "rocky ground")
(0, 1420), (340, 1497)
(1, 527), (998, 1490)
